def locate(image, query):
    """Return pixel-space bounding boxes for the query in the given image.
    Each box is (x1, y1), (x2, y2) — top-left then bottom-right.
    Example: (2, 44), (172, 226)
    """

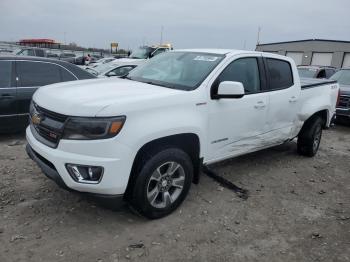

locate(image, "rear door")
(263, 56), (299, 143)
(15, 61), (62, 126)
(0, 60), (17, 131)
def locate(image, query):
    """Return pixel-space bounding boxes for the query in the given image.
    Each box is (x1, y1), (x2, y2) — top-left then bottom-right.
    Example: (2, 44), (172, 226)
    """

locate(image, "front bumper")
(26, 126), (135, 196)
(336, 107), (350, 118)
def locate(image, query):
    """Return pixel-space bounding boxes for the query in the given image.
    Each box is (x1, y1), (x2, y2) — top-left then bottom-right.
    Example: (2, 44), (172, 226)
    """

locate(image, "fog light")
(66, 164), (104, 184)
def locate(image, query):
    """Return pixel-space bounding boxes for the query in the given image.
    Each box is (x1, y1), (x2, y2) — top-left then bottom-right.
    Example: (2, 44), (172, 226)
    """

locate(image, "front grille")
(338, 95), (350, 108)
(30, 102), (67, 148)
(36, 125), (60, 144)
(36, 105), (68, 122)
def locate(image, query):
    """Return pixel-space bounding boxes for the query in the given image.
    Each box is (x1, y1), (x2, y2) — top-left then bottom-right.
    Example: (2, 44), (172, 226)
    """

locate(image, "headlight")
(62, 116), (126, 140)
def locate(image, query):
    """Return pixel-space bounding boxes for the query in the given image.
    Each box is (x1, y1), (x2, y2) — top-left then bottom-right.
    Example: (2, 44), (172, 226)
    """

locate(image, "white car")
(26, 49), (339, 219)
(86, 58), (145, 78)
(87, 57), (116, 69)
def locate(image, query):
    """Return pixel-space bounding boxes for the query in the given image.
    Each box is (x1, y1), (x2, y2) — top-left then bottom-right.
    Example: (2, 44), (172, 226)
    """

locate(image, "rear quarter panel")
(295, 83), (339, 135)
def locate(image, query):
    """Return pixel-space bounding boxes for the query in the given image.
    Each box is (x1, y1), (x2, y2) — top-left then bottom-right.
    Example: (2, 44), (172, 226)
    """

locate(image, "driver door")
(207, 55), (269, 162)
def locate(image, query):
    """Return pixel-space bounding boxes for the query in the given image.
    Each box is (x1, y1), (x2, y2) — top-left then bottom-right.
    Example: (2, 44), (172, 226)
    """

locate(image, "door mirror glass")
(215, 81), (245, 99)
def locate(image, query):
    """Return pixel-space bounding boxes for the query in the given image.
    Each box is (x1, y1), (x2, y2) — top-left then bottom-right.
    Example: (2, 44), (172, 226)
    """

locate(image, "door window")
(215, 57), (261, 94)
(17, 61), (61, 87)
(325, 69), (335, 78)
(266, 58), (293, 90)
(0, 61), (12, 88)
(18, 49), (35, 56)
(61, 68), (76, 81)
(106, 66), (136, 77)
(317, 69), (326, 79)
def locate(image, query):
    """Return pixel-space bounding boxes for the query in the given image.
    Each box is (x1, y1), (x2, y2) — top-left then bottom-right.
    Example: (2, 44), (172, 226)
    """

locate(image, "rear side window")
(325, 69), (335, 78)
(317, 69), (326, 79)
(107, 66), (136, 77)
(18, 49), (35, 56)
(17, 61), (61, 87)
(266, 58), (293, 90)
(61, 68), (76, 82)
(0, 61), (12, 88)
(35, 49), (45, 57)
(216, 57), (260, 94)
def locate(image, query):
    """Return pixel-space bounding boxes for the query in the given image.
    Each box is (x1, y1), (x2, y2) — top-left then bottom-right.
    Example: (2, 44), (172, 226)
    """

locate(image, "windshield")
(330, 70), (350, 85)
(298, 68), (317, 78)
(127, 51), (225, 90)
(130, 47), (153, 59)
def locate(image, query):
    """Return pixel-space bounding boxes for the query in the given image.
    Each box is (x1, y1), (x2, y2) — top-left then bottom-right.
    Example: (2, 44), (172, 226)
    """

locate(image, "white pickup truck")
(26, 49), (339, 219)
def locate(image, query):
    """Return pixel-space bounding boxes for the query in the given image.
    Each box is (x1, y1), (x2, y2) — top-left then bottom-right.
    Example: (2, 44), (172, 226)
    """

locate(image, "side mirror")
(213, 81), (245, 99)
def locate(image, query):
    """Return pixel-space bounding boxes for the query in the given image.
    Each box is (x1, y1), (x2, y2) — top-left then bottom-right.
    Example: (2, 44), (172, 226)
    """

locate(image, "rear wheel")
(297, 116), (323, 157)
(130, 148), (193, 219)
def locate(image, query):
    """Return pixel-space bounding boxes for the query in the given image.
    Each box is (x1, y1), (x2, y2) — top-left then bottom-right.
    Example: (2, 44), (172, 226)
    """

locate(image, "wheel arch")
(124, 133), (202, 199)
(299, 109), (329, 136)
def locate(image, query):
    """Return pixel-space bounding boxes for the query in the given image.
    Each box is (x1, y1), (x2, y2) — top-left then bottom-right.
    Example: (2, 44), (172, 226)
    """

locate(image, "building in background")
(19, 38), (61, 49)
(256, 39), (350, 68)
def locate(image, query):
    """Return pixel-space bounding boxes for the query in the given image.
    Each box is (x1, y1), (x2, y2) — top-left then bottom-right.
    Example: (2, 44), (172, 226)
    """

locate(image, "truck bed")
(301, 78), (337, 89)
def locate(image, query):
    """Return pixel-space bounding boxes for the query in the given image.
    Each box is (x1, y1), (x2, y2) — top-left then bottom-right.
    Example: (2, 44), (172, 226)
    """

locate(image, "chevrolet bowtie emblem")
(31, 113), (42, 125)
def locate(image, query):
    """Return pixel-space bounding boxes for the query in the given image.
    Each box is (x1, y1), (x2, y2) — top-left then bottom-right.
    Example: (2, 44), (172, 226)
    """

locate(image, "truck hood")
(33, 78), (183, 116)
(339, 84), (350, 96)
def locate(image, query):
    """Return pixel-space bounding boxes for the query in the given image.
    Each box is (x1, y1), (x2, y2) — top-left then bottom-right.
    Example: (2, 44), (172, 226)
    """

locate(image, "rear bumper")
(26, 143), (124, 207)
(336, 107), (350, 118)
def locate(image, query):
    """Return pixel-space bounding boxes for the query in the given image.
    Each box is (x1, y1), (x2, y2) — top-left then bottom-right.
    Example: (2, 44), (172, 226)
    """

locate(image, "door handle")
(254, 101), (266, 109)
(289, 96), (298, 103)
(0, 94), (14, 100)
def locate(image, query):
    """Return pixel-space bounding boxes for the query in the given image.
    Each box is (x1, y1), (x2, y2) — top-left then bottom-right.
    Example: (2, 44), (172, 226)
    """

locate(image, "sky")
(1, 0), (350, 51)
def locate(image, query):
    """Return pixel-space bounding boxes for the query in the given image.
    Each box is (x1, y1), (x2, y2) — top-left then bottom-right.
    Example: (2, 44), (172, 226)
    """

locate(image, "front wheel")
(297, 116), (323, 157)
(130, 148), (193, 219)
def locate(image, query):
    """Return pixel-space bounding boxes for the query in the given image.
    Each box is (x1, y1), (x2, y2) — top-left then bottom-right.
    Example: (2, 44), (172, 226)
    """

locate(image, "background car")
(85, 59), (145, 78)
(298, 65), (336, 79)
(129, 44), (171, 60)
(330, 68), (350, 121)
(15, 47), (47, 57)
(59, 53), (76, 63)
(0, 56), (96, 133)
(87, 57), (116, 68)
(46, 52), (59, 59)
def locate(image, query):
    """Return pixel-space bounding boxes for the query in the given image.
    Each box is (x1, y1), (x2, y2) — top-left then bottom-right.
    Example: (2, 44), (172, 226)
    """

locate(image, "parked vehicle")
(0, 48), (14, 55)
(330, 68), (350, 120)
(84, 55), (101, 65)
(26, 50), (339, 219)
(73, 55), (85, 65)
(87, 57), (116, 68)
(298, 65), (336, 79)
(46, 53), (59, 59)
(59, 53), (76, 64)
(129, 44), (172, 60)
(0, 56), (96, 133)
(86, 59), (144, 78)
(16, 47), (46, 57)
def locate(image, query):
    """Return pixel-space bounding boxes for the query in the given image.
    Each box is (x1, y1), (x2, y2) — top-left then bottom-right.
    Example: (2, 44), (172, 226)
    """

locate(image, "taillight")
(336, 89), (340, 107)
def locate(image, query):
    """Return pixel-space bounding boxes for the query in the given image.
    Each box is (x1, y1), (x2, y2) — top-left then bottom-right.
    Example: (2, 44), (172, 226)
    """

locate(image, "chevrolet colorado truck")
(26, 49), (339, 219)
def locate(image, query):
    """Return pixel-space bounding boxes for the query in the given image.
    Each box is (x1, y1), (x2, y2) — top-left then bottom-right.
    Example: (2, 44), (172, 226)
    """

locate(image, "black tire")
(297, 116), (323, 157)
(129, 148), (193, 219)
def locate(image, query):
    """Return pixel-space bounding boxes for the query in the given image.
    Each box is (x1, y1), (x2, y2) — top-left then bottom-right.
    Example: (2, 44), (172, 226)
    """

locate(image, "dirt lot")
(0, 125), (349, 262)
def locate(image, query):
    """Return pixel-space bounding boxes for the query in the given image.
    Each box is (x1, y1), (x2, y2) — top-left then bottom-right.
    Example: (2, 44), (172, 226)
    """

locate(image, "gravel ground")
(0, 125), (349, 262)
